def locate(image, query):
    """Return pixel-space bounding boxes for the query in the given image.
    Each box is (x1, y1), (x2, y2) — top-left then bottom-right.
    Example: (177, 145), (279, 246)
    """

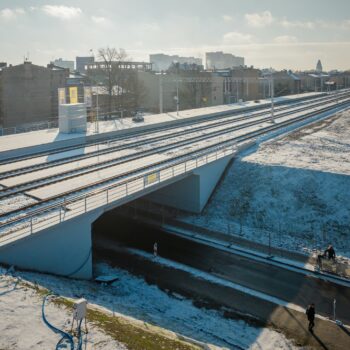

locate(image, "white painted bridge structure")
(0, 90), (349, 278)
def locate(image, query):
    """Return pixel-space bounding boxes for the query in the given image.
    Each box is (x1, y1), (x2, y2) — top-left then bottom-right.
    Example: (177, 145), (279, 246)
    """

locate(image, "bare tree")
(92, 47), (128, 116)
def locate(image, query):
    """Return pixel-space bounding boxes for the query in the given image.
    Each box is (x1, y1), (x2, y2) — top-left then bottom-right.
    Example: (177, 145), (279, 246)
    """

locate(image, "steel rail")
(0, 92), (340, 179)
(1, 98), (349, 230)
(0, 91), (336, 166)
(0, 94), (348, 199)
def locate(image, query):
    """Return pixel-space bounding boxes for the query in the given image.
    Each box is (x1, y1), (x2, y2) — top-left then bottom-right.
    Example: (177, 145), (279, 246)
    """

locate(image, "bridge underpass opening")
(92, 204), (237, 308)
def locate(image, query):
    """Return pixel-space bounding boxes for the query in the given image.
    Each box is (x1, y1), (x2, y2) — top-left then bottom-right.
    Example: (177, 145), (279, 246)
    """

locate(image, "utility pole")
(246, 78), (249, 99)
(270, 72), (275, 123)
(159, 74), (163, 114)
(95, 87), (99, 133)
(337, 81), (339, 104)
(176, 78), (179, 116)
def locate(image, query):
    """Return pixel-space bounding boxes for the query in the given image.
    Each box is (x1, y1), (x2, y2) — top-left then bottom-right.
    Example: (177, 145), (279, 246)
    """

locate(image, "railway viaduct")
(0, 90), (349, 278)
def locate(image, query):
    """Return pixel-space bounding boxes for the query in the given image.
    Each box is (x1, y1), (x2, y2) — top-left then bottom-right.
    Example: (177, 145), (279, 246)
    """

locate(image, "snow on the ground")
(0, 268), (125, 350)
(181, 110), (350, 258)
(0, 264), (299, 350)
(0, 194), (37, 216)
(247, 111), (350, 175)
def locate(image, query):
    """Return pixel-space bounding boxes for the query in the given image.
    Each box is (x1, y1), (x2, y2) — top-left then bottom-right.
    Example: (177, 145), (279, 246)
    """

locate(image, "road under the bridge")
(92, 212), (350, 326)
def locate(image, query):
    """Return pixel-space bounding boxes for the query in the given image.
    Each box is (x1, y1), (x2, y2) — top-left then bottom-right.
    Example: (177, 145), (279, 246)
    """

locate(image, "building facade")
(0, 62), (68, 128)
(137, 70), (224, 113)
(271, 70), (301, 96)
(214, 67), (260, 103)
(76, 56), (95, 74)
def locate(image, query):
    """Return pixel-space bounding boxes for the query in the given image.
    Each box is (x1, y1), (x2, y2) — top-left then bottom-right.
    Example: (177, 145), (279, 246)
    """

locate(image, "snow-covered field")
(0, 267), (124, 350)
(0, 264), (299, 350)
(181, 110), (350, 258)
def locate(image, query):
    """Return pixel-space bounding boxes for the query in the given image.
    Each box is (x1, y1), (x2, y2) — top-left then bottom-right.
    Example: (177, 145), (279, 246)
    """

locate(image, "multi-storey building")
(150, 54), (203, 72)
(51, 58), (75, 72)
(206, 51), (244, 70)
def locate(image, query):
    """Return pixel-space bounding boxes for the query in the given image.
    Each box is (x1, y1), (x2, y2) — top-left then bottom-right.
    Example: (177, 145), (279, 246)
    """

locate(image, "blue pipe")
(42, 294), (84, 350)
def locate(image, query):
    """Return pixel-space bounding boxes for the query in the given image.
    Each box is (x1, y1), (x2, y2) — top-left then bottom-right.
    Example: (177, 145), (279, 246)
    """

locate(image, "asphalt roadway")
(93, 214), (350, 326)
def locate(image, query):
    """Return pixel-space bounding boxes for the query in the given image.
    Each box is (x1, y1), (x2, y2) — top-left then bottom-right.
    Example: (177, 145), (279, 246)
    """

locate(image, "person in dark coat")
(306, 303), (316, 332)
(324, 245), (336, 260)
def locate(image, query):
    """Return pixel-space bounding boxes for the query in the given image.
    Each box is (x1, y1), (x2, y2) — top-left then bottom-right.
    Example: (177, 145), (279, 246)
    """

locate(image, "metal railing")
(0, 141), (239, 245)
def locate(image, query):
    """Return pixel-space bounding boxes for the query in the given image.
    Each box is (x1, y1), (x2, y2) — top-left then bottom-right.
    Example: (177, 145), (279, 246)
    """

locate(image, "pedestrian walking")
(325, 245), (336, 260)
(153, 242), (158, 257)
(306, 303), (316, 332)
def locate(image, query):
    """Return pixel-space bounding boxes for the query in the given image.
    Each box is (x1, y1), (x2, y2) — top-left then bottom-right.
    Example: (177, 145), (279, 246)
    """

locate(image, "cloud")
(0, 8), (25, 20)
(144, 22), (160, 31)
(222, 15), (233, 22)
(41, 5), (82, 20)
(223, 31), (254, 44)
(279, 18), (315, 29)
(273, 35), (298, 44)
(91, 16), (107, 24)
(341, 19), (350, 29)
(245, 11), (273, 28)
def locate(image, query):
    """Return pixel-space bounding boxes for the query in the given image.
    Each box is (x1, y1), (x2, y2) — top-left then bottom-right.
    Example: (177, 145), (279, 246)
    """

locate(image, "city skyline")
(1, 0), (350, 70)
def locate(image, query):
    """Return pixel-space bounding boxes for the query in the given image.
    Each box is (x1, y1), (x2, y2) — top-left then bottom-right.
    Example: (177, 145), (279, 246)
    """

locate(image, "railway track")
(1, 96), (349, 228)
(2, 92), (346, 179)
(0, 93), (348, 201)
(1, 91), (331, 167)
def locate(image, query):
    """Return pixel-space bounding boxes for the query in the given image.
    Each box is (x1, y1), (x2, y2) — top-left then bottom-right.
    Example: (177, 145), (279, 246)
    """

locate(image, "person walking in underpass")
(153, 242), (158, 257)
(306, 303), (316, 332)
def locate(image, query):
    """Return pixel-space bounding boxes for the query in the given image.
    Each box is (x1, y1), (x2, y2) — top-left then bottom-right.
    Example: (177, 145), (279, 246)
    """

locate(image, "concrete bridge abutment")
(145, 154), (233, 213)
(0, 209), (103, 279)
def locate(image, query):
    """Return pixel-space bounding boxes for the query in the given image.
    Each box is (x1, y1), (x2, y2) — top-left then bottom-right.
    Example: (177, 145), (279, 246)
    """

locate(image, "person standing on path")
(153, 242), (158, 257)
(306, 303), (316, 332)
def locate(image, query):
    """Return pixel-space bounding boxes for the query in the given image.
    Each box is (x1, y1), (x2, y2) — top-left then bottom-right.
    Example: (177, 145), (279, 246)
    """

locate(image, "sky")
(0, 0), (350, 71)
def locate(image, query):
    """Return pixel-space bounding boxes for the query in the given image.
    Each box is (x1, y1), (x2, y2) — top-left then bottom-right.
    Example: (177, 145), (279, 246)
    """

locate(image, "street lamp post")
(270, 72), (275, 123)
(95, 88), (99, 133)
(93, 82), (103, 134)
(176, 78), (179, 116)
(159, 73), (163, 114)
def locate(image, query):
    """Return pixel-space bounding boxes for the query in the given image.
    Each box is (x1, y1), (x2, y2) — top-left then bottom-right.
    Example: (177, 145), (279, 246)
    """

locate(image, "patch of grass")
(86, 307), (201, 350)
(18, 279), (201, 350)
